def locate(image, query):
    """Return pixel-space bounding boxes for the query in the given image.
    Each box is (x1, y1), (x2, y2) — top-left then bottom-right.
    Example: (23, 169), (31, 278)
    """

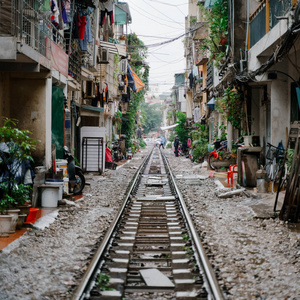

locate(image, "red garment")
(105, 147), (113, 162)
(78, 15), (87, 40)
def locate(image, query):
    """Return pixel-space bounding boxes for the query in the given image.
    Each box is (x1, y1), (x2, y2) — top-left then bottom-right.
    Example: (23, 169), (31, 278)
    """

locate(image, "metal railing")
(269, 0), (292, 29)
(0, 0), (65, 56)
(249, 0), (294, 47)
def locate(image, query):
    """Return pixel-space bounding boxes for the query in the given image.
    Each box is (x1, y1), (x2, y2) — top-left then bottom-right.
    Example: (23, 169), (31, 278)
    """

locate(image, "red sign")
(46, 37), (68, 77)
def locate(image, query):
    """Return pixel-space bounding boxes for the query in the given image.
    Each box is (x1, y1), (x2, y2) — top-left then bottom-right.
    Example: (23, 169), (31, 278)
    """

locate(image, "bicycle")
(264, 142), (285, 193)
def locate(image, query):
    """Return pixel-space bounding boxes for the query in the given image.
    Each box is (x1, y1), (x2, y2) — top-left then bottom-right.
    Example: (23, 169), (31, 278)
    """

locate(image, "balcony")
(249, 0), (295, 48)
(0, 0), (65, 55)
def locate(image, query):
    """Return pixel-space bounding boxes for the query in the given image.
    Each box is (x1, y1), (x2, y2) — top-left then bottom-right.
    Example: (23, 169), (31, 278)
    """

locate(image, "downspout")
(240, 0), (250, 72)
(245, 0), (250, 61)
(93, 2), (99, 67)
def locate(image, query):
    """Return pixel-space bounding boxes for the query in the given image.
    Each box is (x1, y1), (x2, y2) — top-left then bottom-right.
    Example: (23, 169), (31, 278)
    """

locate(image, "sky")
(126, 0), (188, 92)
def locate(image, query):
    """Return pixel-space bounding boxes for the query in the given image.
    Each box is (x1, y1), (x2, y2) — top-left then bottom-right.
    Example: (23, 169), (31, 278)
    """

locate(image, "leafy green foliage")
(198, 0), (228, 66)
(0, 183), (31, 212)
(138, 138), (146, 148)
(191, 123), (209, 161)
(0, 118), (36, 211)
(175, 112), (189, 145)
(222, 88), (245, 129)
(140, 103), (162, 134)
(96, 273), (115, 291)
(121, 33), (149, 149)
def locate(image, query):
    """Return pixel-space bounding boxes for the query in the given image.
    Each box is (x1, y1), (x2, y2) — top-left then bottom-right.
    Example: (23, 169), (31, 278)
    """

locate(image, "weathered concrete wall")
(270, 79), (289, 148)
(233, 0), (247, 63)
(9, 78), (47, 165)
(251, 87), (261, 138)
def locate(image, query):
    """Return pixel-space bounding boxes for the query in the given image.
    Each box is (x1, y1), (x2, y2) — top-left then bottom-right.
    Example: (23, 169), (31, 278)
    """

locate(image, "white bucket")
(45, 179), (64, 200)
(41, 186), (60, 207)
(63, 177), (69, 194)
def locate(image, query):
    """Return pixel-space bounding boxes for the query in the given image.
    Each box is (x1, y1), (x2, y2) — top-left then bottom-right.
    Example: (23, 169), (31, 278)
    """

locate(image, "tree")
(175, 112), (189, 146)
(141, 103), (162, 134)
(121, 33), (149, 148)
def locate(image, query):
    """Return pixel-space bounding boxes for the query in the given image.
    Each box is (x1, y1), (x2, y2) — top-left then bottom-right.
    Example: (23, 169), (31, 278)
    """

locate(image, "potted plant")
(118, 35), (127, 45)
(0, 118), (36, 230)
(0, 185), (13, 236)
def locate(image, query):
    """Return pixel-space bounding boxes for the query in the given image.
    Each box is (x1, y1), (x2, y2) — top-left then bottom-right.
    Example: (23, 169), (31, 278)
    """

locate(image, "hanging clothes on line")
(78, 14), (86, 40)
(50, 0), (60, 26)
(102, 82), (109, 102)
(99, 0), (114, 26)
(193, 106), (201, 123)
(79, 14), (93, 50)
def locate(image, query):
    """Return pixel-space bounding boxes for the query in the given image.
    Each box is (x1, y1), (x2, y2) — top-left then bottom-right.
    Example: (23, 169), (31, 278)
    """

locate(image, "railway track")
(73, 148), (224, 300)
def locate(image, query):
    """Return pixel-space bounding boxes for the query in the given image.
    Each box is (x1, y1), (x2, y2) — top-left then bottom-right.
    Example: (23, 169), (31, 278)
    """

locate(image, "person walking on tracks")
(159, 136), (166, 149)
(174, 135), (179, 157)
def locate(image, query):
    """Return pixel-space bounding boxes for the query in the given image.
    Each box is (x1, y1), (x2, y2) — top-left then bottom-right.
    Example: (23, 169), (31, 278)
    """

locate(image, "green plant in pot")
(0, 118), (36, 214)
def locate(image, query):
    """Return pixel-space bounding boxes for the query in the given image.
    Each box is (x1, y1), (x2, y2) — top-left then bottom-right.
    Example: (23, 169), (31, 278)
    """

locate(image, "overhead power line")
(129, 25), (204, 48)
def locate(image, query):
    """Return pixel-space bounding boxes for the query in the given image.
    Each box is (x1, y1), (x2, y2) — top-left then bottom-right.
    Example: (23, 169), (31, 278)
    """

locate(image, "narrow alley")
(0, 0), (300, 299)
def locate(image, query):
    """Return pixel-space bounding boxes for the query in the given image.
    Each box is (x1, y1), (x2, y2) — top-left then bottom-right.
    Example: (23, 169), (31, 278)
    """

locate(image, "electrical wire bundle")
(235, 2), (300, 83)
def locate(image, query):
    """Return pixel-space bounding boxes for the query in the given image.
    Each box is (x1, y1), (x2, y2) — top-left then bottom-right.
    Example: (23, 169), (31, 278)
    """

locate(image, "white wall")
(271, 79), (289, 148)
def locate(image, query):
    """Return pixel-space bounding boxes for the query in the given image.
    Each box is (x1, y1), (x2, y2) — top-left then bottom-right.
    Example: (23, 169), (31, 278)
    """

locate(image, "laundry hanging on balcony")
(100, 0), (114, 26)
(127, 64), (145, 93)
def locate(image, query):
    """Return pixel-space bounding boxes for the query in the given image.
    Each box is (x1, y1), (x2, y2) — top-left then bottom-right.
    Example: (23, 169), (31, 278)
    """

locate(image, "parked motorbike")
(63, 146), (85, 195)
(111, 141), (122, 162)
(208, 139), (228, 170)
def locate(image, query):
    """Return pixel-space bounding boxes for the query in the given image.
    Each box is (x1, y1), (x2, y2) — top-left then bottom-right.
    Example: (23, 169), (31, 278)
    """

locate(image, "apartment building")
(0, 0), (134, 172)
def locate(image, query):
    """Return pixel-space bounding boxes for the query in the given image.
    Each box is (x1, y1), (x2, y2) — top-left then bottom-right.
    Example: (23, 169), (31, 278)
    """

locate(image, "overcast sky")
(126, 0), (188, 92)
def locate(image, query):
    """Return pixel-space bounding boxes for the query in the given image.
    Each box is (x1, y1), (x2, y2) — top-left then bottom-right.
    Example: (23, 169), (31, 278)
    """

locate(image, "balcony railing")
(0, 0), (65, 57)
(249, 0), (295, 48)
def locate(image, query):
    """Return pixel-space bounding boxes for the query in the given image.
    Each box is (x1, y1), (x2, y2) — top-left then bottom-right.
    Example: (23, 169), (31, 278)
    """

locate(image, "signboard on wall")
(46, 37), (68, 77)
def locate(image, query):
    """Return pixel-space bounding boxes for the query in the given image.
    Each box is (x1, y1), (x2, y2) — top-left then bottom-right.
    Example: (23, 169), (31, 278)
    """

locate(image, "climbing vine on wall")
(198, 0), (228, 66)
(121, 33), (149, 148)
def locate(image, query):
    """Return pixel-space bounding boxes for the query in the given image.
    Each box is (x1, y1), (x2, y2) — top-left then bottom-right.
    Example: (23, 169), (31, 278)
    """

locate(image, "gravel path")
(165, 149), (300, 300)
(0, 149), (150, 300)
(0, 146), (299, 300)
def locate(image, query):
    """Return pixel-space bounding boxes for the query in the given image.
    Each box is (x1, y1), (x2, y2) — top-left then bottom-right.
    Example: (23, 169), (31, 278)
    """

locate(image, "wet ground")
(0, 146), (299, 299)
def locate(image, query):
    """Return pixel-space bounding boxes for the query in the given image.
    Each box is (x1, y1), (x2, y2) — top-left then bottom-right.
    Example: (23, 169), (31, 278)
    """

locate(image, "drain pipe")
(240, 0), (250, 72)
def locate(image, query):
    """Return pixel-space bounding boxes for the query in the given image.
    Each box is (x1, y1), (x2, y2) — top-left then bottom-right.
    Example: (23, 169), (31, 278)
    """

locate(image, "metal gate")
(82, 137), (104, 174)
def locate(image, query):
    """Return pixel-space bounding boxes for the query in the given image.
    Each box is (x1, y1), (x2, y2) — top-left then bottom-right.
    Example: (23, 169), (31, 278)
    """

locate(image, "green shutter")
(52, 86), (64, 159)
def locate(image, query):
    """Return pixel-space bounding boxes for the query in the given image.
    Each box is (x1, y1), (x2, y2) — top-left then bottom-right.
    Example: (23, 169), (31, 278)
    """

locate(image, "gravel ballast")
(0, 146), (299, 300)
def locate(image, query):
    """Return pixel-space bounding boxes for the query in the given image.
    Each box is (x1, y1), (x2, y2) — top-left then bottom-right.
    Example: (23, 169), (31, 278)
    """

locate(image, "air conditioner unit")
(101, 48), (108, 62)
(119, 59), (127, 74)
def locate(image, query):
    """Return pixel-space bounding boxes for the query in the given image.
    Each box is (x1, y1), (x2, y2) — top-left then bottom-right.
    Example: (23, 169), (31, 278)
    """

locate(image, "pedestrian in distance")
(159, 136), (165, 149)
(174, 135), (179, 157)
(136, 126), (142, 139)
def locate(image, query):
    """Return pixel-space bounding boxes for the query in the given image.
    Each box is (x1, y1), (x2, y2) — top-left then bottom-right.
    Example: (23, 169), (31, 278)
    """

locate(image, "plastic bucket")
(45, 179), (64, 200)
(41, 186), (59, 207)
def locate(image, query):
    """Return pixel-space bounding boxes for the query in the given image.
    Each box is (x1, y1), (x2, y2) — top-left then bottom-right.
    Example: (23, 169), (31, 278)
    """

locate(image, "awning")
(207, 97), (216, 110)
(204, 0), (217, 8)
(160, 124), (178, 131)
(100, 41), (126, 56)
(115, 4), (132, 24)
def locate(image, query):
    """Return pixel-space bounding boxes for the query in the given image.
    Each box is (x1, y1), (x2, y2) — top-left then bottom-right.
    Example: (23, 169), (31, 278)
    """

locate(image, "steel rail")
(162, 151), (225, 300)
(72, 148), (153, 300)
